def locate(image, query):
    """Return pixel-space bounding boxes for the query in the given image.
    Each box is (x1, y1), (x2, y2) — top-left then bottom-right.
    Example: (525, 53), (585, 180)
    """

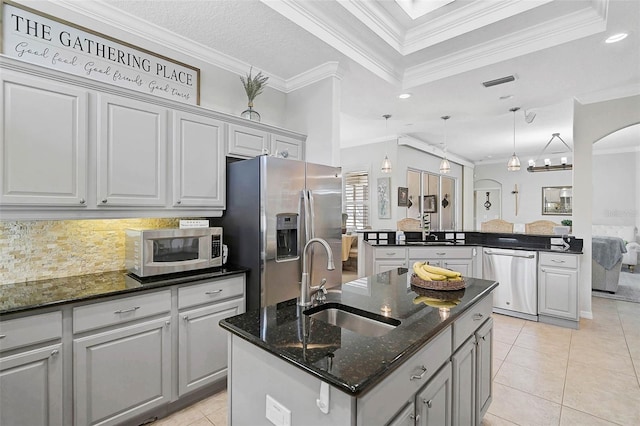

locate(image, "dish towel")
(592, 237), (627, 270)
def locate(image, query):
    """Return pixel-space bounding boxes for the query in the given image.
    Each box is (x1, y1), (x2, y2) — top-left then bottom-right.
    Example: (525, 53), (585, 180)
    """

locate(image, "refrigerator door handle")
(302, 190), (312, 243)
(308, 189), (316, 239)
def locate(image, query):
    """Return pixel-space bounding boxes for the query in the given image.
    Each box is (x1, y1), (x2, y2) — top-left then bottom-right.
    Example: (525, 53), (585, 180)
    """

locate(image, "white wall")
(341, 140), (464, 230)
(285, 77), (341, 166)
(592, 151), (639, 226)
(473, 162), (572, 227)
(574, 94), (640, 320)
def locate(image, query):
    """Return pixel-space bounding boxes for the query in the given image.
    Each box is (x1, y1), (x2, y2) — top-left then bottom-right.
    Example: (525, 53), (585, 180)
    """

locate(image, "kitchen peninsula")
(221, 268), (498, 426)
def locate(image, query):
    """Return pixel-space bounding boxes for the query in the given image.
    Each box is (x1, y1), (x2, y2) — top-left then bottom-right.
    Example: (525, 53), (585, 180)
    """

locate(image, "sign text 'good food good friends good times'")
(2, 2), (200, 105)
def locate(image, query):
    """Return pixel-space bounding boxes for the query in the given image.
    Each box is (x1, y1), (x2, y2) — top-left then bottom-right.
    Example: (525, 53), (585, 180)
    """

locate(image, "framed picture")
(398, 187), (409, 206)
(377, 177), (391, 219)
(423, 195), (437, 213)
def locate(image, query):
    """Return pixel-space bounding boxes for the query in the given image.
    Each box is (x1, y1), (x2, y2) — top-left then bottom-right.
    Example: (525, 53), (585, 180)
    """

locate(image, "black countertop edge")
(0, 265), (249, 316)
(364, 241), (583, 255)
(220, 279), (498, 397)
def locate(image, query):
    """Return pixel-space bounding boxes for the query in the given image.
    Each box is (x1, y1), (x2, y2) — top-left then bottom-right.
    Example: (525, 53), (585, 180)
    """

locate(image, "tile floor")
(157, 296), (640, 426)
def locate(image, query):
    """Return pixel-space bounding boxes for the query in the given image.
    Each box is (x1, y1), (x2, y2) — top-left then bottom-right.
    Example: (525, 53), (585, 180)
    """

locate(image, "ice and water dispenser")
(276, 213), (298, 260)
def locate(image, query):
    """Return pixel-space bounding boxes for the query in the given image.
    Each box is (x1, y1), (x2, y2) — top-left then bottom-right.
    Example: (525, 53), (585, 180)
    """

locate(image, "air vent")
(482, 75), (516, 87)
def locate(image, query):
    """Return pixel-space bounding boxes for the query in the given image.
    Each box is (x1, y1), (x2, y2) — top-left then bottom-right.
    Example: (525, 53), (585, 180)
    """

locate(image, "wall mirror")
(406, 169), (456, 231)
(542, 186), (572, 215)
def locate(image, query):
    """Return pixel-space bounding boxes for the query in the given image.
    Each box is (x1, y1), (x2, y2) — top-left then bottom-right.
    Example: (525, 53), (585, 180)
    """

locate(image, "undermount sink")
(304, 303), (400, 337)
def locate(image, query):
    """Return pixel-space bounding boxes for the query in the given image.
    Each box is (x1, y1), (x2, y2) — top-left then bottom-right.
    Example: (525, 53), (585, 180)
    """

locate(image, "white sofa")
(592, 225), (640, 272)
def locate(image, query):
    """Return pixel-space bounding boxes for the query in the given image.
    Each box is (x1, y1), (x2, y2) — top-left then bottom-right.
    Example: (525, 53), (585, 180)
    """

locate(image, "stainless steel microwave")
(125, 227), (222, 277)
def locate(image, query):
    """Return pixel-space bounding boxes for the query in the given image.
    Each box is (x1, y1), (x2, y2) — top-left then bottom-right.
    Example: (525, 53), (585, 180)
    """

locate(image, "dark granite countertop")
(0, 265), (248, 315)
(220, 268), (498, 396)
(364, 240), (583, 255)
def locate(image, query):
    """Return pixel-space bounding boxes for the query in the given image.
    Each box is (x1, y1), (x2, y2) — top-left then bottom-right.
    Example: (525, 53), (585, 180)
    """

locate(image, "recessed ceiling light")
(605, 33), (628, 43)
(398, 93), (412, 99)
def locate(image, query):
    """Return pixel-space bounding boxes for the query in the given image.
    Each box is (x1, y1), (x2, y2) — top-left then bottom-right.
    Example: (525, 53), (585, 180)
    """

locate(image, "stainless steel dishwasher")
(482, 248), (538, 321)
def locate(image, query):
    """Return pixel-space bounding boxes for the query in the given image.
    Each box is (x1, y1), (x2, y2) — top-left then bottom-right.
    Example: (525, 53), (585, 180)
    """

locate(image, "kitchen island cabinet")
(221, 270), (497, 425)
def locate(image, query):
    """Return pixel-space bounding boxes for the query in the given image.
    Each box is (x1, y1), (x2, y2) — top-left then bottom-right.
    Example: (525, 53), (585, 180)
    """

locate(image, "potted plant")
(561, 219), (572, 233)
(240, 67), (269, 122)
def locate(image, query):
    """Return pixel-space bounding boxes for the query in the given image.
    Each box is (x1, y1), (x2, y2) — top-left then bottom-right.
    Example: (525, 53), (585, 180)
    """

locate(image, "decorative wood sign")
(2, 1), (200, 105)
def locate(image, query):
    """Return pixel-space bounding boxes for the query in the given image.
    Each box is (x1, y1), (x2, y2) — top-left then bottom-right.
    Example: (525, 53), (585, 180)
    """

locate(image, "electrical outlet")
(266, 395), (291, 426)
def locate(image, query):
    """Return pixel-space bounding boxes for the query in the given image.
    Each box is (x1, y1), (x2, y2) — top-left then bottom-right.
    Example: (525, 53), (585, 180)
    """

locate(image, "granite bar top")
(0, 265), (247, 315)
(220, 268), (498, 396)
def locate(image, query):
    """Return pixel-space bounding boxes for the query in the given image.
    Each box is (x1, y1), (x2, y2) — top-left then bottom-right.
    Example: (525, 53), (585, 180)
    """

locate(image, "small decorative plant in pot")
(240, 67), (269, 122)
(561, 219), (572, 232)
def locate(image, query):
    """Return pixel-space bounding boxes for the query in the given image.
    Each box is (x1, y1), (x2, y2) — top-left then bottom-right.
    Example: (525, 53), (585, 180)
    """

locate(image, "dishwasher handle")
(484, 250), (535, 259)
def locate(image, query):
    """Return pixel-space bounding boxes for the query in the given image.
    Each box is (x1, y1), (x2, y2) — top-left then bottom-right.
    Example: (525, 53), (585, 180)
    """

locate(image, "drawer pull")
(205, 289), (223, 295)
(50, 349), (59, 357)
(423, 399), (433, 408)
(551, 259), (566, 263)
(386, 252), (396, 256)
(410, 366), (428, 380)
(0, 335), (6, 339)
(410, 414), (420, 422)
(473, 313), (484, 321)
(183, 315), (189, 321)
(114, 306), (140, 314)
(165, 321), (171, 327)
(436, 252), (446, 256)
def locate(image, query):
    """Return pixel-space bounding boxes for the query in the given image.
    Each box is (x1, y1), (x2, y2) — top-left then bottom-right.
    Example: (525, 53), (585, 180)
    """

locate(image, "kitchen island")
(220, 268), (498, 426)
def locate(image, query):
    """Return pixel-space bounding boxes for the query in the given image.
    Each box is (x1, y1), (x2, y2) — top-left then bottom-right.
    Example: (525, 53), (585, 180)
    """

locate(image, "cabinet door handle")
(0, 335), (6, 339)
(423, 399), (433, 408)
(165, 321), (171, 327)
(79, 198), (86, 204)
(101, 199), (108, 204)
(410, 366), (428, 380)
(176, 200), (182, 205)
(205, 289), (223, 295)
(183, 315), (189, 321)
(114, 306), (140, 314)
(50, 349), (59, 357)
(410, 414), (420, 422)
(473, 313), (484, 321)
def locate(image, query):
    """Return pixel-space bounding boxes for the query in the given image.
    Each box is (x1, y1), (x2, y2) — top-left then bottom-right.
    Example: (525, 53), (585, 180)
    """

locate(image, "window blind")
(344, 171), (370, 229)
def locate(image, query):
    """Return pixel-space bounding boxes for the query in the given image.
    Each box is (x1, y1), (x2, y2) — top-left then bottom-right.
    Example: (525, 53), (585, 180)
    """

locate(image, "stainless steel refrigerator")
(219, 156), (342, 311)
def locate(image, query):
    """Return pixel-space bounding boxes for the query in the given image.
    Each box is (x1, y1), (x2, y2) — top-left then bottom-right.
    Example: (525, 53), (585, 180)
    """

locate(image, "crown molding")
(403, 5), (607, 89)
(285, 61), (344, 92)
(574, 84), (640, 105)
(261, 0), (402, 86)
(403, 0), (554, 55)
(336, 0), (404, 52)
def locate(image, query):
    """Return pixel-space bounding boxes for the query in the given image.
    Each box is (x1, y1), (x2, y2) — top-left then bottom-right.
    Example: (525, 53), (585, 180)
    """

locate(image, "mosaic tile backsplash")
(0, 218), (180, 284)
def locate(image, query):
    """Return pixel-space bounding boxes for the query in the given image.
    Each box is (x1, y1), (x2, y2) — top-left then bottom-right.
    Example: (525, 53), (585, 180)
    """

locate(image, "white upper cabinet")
(0, 71), (88, 206)
(270, 133), (304, 160)
(173, 111), (225, 208)
(227, 123), (270, 158)
(97, 94), (168, 207)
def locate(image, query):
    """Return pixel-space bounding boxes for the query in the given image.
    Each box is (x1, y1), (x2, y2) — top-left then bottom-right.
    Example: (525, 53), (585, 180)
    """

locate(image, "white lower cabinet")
(177, 280), (245, 397)
(538, 253), (579, 326)
(415, 362), (452, 426)
(0, 311), (63, 426)
(73, 316), (172, 426)
(452, 338), (476, 426)
(475, 319), (493, 421)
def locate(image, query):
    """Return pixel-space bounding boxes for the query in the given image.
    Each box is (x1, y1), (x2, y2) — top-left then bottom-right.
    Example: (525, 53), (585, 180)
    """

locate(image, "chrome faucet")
(299, 238), (335, 307)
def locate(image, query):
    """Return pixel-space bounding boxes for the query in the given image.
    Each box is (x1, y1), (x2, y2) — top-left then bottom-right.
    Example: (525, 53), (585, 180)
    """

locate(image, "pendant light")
(381, 114), (392, 173)
(507, 107), (521, 171)
(439, 115), (451, 174)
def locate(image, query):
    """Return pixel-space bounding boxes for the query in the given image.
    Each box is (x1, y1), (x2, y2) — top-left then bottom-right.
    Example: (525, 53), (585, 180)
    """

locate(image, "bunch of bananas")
(413, 295), (461, 308)
(412, 261), (462, 282)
